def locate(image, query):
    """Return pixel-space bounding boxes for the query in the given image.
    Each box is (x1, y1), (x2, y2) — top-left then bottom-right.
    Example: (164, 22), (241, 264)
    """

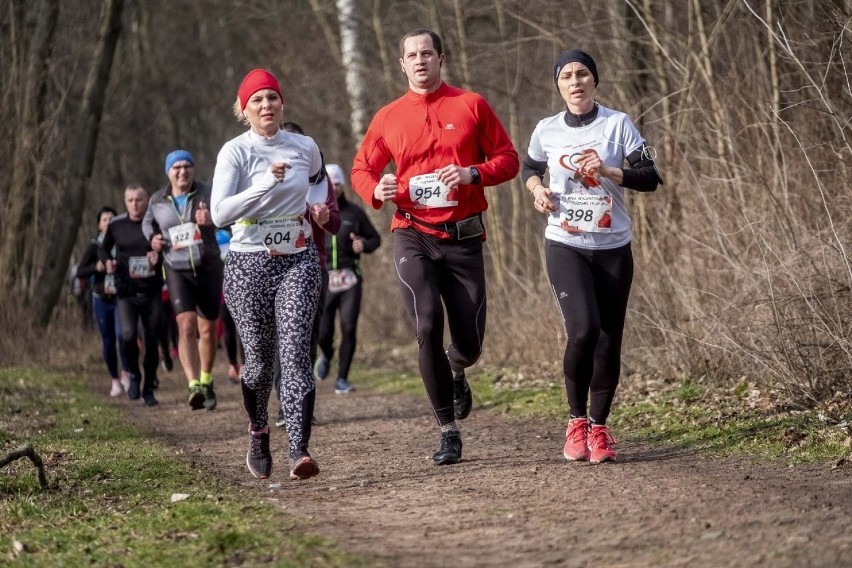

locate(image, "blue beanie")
(164, 150), (194, 175)
(554, 49), (598, 88)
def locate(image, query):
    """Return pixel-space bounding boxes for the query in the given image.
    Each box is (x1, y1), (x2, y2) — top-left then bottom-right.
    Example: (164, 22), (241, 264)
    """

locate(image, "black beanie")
(553, 49), (598, 87)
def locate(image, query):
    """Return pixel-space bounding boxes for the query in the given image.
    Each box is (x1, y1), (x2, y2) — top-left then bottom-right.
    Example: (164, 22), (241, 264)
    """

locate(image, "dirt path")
(108, 360), (851, 568)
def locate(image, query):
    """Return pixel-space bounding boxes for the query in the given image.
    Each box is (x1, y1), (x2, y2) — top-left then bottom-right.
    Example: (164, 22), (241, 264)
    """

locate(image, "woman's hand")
(267, 161), (291, 182)
(532, 184), (558, 214)
(310, 203), (329, 226)
(577, 149), (618, 181)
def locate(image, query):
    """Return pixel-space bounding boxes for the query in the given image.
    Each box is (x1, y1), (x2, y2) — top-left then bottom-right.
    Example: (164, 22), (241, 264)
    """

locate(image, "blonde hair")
(232, 97), (250, 126)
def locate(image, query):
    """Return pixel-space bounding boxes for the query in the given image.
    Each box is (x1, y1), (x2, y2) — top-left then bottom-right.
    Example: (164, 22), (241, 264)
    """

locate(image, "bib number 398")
(559, 194), (613, 233)
(259, 218), (308, 255)
(409, 173), (458, 208)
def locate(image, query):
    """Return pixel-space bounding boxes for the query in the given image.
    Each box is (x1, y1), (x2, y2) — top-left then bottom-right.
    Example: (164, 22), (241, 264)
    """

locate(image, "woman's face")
(557, 62), (596, 113)
(98, 211), (114, 234)
(244, 89), (283, 136)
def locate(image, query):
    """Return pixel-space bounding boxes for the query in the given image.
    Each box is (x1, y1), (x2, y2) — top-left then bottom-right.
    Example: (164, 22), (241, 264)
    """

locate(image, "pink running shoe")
(563, 417), (590, 461)
(588, 425), (617, 463)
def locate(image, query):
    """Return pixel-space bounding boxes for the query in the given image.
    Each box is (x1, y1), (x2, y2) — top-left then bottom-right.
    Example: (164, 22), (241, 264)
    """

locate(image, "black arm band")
(621, 144), (664, 192)
(521, 154), (548, 185)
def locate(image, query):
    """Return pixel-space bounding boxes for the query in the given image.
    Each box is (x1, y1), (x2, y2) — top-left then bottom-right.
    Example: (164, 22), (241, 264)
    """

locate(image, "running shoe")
(314, 354), (330, 381)
(110, 379), (123, 398)
(120, 371), (131, 392)
(563, 417), (590, 461)
(142, 390), (158, 406)
(588, 425), (617, 464)
(432, 431), (463, 465)
(289, 455), (320, 480)
(187, 384), (205, 410)
(160, 350), (173, 372)
(201, 383), (217, 411)
(127, 375), (141, 400)
(452, 370), (472, 420)
(227, 364), (240, 384)
(246, 426), (272, 479)
(275, 415), (287, 428)
(335, 377), (353, 394)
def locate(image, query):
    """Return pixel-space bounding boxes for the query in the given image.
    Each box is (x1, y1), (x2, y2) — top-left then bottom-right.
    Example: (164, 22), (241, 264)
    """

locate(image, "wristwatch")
(469, 166), (481, 185)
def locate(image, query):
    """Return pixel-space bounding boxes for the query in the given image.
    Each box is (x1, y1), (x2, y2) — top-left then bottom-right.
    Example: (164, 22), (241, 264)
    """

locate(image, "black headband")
(553, 49), (599, 87)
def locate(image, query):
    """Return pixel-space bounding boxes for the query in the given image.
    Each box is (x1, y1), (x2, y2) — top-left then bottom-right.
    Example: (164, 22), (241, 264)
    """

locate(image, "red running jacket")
(351, 82), (519, 238)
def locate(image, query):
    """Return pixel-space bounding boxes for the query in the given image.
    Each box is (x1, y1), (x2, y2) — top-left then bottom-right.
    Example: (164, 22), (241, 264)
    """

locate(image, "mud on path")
(105, 356), (851, 568)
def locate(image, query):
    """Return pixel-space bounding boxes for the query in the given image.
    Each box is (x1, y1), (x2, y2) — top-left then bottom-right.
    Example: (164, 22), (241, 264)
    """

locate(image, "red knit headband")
(238, 69), (283, 111)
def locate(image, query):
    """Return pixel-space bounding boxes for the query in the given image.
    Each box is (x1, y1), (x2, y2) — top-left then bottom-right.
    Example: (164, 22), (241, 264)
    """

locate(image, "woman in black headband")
(522, 49), (663, 463)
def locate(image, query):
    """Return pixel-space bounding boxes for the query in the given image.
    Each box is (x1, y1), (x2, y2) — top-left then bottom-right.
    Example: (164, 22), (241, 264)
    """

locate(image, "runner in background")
(351, 29), (519, 465)
(523, 49), (663, 463)
(144, 150), (223, 411)
(100, 184), (163, 407)
(76, 205), (130, 397)
(215, 227), (244, 384)
(273, 121), (340, 428)
(315, 163), (380, 395)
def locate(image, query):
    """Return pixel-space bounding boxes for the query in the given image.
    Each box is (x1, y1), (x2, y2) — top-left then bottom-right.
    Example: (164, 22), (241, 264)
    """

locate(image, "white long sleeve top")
(211, 129), (327, 252)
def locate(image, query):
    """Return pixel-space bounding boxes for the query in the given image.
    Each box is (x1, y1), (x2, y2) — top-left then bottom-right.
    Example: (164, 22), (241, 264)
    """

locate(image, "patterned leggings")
(224, 245), (321, 459)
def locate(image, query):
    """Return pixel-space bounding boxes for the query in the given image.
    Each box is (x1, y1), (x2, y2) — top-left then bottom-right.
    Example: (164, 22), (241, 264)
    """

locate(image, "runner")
(523, 49), (663, 463)
(273, 121), (340, 428)
(75, 205), (130, 397)
(211, 69), (328, 480)
(351, 29), (519, 465)
(143, 149), (223, 411)
(315, 163), (381, 395)
(100, 185), (163, 407)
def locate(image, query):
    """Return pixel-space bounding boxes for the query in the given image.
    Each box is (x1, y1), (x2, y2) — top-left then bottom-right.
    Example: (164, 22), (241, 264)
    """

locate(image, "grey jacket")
(142, 181), (221, 272)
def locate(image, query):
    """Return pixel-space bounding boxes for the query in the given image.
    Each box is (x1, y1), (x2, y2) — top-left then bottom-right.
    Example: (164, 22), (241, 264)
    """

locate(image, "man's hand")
(350, 233), (364, 253)
(105, 259), (116, 274)
(373, 173), (398, 202)
(435, 164), (472, 189)
(151, 234), (166, 252)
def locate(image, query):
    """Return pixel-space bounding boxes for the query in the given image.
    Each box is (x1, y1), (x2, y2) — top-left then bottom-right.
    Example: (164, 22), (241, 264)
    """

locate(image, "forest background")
(0, 0), (849, 419)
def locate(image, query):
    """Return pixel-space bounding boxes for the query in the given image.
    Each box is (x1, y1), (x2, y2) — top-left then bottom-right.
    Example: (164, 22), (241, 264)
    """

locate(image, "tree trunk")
(336, 0), (368, 145)
(0, 0), (59, 302)
(32, 0), (123, 326)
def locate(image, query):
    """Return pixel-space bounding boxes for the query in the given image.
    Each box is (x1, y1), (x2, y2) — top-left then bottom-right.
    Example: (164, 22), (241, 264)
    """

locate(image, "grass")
(0, 368), (367, 567)
(351, 365), (852, 465)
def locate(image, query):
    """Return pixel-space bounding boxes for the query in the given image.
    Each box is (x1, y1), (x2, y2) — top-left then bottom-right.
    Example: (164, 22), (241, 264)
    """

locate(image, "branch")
(0, 444), (49, 489)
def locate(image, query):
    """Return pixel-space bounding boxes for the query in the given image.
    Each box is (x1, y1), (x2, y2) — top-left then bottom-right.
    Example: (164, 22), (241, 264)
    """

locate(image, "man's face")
(124, 188), (149, 221)
(400, 34), (443, 93)
(167, 160), (194, 193)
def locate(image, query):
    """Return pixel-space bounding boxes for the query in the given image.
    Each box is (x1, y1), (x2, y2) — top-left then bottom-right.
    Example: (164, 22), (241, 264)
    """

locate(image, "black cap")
(554, 49), (598, 87)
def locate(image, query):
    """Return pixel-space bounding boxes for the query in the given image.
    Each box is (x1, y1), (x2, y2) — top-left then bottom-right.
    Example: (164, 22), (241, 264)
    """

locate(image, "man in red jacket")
(351, 28), (519, 466)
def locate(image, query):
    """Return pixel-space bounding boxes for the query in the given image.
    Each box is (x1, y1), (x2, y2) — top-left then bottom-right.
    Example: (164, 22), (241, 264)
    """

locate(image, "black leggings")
(394, 228), (486, 426)
(545, 240), (633, 425)
(117, 294), (162, 393)
(220, 299), (244, 366)
(318, 282), (362, 380)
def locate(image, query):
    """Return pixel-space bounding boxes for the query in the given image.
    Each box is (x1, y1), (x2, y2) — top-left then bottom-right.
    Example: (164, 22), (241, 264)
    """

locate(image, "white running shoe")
(120, 371), (130, 392)
(110, 379), (123, 397)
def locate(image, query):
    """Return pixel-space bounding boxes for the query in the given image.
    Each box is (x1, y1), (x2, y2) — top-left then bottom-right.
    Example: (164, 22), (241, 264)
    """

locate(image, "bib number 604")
(264, 231), (291, 246)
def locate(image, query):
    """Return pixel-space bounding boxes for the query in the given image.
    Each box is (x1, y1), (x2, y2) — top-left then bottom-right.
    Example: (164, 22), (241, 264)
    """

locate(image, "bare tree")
(336, 0), (369, 144)
(32, 0), (124, 325)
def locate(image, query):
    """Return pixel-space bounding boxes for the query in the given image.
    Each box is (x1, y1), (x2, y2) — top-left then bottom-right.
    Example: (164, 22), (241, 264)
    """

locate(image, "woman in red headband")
(211, 68), (330, 481)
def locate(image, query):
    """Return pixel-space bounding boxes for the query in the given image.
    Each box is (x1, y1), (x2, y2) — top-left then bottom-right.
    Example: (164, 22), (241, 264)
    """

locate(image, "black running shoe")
(127, 375), (141, 400)
(289, 454), (320, 480)
(201, 383), (217, 411)
(246, 428), (272, 479)
(432, 431), (463, 465)
(187, 384), (205, 410)
(142, 390), (158, 406)
(452, 370), (472, 420)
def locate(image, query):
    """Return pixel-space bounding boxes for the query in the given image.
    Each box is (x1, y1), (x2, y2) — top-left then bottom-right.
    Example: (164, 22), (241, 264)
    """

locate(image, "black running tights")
(545, 240), (633, 425)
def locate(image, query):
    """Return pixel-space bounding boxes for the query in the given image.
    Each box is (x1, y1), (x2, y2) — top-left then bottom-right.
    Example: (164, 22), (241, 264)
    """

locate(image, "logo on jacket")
(445, 124), (455, 130)
(289, 152), (305, 161)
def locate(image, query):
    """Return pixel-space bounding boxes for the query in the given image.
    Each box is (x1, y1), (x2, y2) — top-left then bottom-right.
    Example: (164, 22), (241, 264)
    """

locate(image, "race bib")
(168, 222), (202, 250)
(559, 194), (612, 233)
(258, 217), (311, 255)
(409, 173), (458, 209)
(103, 274), (117, 295)
(128, 256), (154, 278)
(327, 268), (358, 293)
